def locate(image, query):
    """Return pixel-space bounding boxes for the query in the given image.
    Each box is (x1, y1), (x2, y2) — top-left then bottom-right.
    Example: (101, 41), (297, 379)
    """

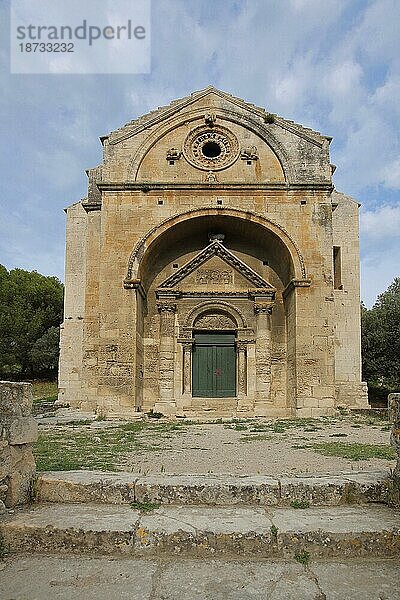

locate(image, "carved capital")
(236, 341), (247, 352)
(254, 302), (274, 314)
(157, 302), (177, 314)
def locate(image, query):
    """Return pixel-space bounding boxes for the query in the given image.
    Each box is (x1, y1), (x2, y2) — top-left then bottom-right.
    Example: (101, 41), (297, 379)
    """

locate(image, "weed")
(290, 500), (310, 509)
(0, 535), (8, 560)
(294, 550), (310, 565)
(130, 501), (160, 512)
(270, 524), (278, 540)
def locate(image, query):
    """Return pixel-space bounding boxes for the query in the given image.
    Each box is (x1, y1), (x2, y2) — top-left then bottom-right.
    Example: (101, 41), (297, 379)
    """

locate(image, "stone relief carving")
(157, 302), (177, 313)
(240, 145), (259, 161)
(204, 113), (217, 126)
(194, 313), (236, 330)
(195, 269), (233, 285)
(166, 148), (182, 161)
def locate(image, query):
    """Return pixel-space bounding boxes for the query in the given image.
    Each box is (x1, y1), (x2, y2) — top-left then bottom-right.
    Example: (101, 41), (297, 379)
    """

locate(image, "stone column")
(254, 302), (273, 401)
(155, 302), (177, 415)
(237, 341), (247, 397)
(182, 342), (193, 396)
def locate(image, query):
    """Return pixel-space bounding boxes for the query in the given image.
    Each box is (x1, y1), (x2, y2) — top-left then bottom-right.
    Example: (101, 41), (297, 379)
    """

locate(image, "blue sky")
(0, 0), (399, 307)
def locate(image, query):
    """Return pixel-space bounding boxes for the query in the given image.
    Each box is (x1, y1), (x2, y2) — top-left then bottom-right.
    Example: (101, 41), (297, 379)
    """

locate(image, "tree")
(0, 265), (63, 379)
(362, 277), (400, 392)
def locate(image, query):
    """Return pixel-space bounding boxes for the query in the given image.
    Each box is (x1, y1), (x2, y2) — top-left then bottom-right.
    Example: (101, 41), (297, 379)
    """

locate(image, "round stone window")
(183, 125), (239, 171)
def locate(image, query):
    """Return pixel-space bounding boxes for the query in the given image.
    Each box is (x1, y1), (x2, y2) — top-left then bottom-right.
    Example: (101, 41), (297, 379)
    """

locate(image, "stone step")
(1, 503), (399, 558)
(36, 470), (389, 507)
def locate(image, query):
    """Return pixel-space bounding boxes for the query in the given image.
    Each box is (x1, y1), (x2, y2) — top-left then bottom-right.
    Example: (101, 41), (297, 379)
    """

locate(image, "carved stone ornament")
(204, 113), (217, 126)
(166, 148), (182, 161)
(205, 170), (218, 183)
(240, 145), (259, 161)
(196, 269), (233, 285)
(183, 125), (239, 171)
(194, 313), (236, 330)
(254, 302), (274, 314)
(157, 302), (177, 314)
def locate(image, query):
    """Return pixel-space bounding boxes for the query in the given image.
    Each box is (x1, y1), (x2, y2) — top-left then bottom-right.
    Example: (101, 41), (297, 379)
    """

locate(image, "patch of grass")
(33, 420), (186, 472)
(311, 442), (396, 461)
(32, 380), (58, 400)
(130, 501), (160, 512)
(294, 550), (310, 565)
(290, 500), (310, 509)
(240, 433), (273, 443)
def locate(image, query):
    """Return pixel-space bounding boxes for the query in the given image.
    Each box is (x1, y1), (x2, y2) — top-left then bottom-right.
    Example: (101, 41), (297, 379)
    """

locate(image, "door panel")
(192, 332), (236, 397)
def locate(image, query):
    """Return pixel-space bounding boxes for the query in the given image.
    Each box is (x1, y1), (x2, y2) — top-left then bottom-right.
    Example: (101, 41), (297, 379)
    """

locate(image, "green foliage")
(311, 442), (396, 461)
(290, 500), (310, 509)
(294, 550), (310, 565)
(33, 420), (186, 471)
(130, 501), (160, 512)
(362, 278), (400, 394)
(0, 265), (63, 379)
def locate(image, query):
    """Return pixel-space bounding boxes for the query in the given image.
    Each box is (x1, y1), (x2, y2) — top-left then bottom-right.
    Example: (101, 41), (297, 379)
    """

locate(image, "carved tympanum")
(194, 313), (236, 330)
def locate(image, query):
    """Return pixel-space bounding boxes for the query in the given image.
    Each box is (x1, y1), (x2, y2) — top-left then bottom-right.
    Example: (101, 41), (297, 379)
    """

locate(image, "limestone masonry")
(59, 86), (368, 418)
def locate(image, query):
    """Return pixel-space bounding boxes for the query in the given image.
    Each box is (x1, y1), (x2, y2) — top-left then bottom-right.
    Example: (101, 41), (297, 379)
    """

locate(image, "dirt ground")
(36, 410), (396, 477)
(123, 419), (394, 477)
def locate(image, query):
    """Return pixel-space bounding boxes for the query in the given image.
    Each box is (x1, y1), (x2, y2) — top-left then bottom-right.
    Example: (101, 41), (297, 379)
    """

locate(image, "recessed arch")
(185, 300), (247, 329)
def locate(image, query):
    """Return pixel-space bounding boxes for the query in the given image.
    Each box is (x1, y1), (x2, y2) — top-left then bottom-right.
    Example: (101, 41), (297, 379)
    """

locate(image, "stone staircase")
(1, 469), (399, 559)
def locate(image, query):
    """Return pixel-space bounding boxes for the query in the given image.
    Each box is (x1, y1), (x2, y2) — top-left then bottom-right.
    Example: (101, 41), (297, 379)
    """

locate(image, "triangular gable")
(158, 240), (274, 289)
(105, 86), (326, 147)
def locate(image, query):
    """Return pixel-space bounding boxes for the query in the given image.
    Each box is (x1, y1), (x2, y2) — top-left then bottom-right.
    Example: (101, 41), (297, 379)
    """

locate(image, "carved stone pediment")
(157, 240), (275, 292)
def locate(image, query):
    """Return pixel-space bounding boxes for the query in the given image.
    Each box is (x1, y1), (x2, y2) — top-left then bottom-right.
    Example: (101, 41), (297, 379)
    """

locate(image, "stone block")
(0, 381), (33, 417)
(8, 416), (38, 445)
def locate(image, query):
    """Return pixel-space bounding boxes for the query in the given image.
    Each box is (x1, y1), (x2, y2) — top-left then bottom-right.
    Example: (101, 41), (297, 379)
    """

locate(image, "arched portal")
(130, 210), (298, 417)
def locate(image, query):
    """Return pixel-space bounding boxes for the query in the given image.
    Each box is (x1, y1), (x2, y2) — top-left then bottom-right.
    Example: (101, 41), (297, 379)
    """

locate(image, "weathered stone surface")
(1, 556), (399, 600)
(1, 504), (140, 555)
(36, 470), (137, 504)
(1, 503), (399, 558)
(36, 470), (389, 507)
(136, 506), (274, 556)
(272, 505), (400, 558)
(0, 381), (37, 506)
(8, 416), (38, 445)
(135, 474), (280, 506)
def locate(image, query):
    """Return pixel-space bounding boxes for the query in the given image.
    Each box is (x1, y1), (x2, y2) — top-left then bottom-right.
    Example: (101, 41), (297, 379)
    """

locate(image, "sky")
(0, 0), (399, 307)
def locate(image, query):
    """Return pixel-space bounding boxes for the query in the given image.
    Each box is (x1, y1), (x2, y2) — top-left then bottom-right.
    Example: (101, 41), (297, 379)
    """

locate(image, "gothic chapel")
(59, 87), (368, 418)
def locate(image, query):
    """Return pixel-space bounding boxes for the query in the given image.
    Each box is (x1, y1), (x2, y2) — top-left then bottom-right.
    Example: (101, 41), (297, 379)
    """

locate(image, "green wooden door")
(192, 333), (236, 397)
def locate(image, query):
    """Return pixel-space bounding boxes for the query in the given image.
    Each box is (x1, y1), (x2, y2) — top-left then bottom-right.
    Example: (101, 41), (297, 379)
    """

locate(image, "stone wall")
(389, 393), (400, 507)
(0, 381), (38, 511)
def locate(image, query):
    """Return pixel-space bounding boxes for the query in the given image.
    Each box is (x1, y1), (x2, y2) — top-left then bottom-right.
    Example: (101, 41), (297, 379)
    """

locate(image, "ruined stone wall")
(332, 191), (368, 408)
(58, 202), (87, 408)
(0, 382), (37, 510)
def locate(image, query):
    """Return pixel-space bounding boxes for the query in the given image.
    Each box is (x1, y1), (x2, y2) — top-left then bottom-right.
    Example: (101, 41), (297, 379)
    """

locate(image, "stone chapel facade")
(59, 87), (368, 418)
